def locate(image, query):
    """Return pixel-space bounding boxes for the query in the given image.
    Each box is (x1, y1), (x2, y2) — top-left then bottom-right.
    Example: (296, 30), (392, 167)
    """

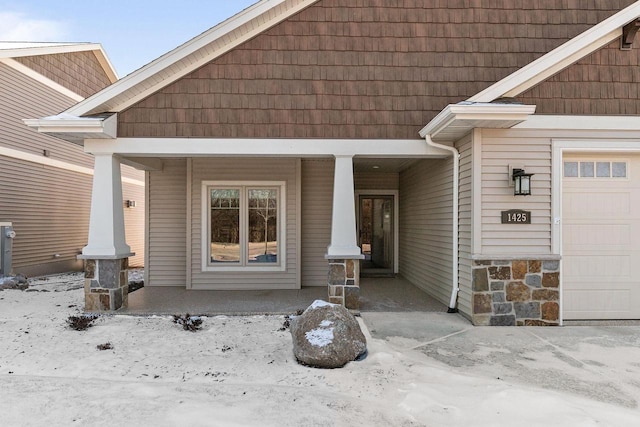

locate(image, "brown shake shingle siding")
(16, 51), (112, 99)
(118, 0), (636, 139)
(518, 39), (640, 115)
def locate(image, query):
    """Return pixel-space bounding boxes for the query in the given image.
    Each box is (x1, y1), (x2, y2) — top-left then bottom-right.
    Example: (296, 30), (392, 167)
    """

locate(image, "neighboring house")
(0, 42), (144, 276)
(26, 0), (640, 325)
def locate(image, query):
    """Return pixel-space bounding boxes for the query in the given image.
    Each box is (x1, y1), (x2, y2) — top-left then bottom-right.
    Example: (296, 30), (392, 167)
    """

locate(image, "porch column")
(326, 155), (364, 311)
(79, 153), (133, 312)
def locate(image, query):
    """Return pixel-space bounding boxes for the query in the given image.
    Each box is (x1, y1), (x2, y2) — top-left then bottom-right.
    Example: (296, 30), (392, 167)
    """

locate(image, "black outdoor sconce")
(512, 168), (534, 196)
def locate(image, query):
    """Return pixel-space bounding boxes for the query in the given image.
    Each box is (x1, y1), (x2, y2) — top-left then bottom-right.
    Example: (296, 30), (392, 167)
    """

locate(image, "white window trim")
(201, 180), (286, 272)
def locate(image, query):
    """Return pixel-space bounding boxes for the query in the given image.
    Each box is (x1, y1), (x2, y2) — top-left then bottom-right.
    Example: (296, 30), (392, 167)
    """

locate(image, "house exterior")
(26, 0), (640, 325)
(0, 42), (144, 277)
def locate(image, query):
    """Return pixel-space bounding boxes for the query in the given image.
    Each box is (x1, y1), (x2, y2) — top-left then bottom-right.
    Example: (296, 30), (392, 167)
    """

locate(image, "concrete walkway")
(362, 311), (640, 409)
(122, 274), (640, 409)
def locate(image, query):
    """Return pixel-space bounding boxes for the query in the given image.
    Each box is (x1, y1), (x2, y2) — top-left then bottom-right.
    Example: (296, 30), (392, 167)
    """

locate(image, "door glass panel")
(360, 198), (373, 260)
(210, 189), (240, 263)
(359, 196), (393, 275)
(248, 188), (278, 263)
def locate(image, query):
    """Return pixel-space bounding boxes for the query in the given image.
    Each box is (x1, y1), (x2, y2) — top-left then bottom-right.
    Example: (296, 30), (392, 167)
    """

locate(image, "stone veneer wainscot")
(327, 257), (361, 312)
(472, 258), (560, 326)
(83, 258), (129, 311)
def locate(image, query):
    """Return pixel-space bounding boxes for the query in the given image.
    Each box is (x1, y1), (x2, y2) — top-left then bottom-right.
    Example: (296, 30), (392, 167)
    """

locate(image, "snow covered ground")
(1, 274), (640, 426)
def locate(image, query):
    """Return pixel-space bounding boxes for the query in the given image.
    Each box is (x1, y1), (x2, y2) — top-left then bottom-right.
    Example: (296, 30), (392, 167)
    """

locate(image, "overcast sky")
(0, 0), (257, 77)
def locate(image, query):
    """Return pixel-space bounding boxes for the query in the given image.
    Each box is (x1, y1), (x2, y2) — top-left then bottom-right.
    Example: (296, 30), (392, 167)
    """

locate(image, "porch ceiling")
(353, 158), (420, 173)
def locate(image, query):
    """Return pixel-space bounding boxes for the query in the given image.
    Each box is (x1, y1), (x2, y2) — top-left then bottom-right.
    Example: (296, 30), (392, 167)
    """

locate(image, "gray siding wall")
(0, 62), (93, 167)
(399, 157), (454, 307)
(191, 158), (299, 290)
(301, 159), (333, 287)
(147, 159), (187, 286)
(0, 156), (90, 275)
(480, 129), (552, 255)
(0, 61), (145, 275)
(123, 181), (145, 267)
(456, 134), (473, 317)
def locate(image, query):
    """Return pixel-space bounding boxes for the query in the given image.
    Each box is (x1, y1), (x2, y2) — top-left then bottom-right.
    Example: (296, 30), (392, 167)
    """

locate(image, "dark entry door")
(359, 196), (394, 276)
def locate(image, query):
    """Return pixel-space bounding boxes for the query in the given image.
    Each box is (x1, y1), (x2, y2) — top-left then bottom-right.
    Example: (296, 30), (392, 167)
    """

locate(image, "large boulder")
(290, 300), (367, 369)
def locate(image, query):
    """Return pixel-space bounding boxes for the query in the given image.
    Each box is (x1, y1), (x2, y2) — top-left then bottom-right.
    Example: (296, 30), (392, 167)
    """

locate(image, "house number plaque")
(501, 209), (531, 224)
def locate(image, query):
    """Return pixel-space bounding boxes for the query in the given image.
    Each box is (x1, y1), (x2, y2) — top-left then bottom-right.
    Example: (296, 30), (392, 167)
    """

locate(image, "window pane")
(596, 162), (610, 178)
(612, 162), (627, 178)
(248, 189), (278, 263)
(210, 189), (240, 263)
(580, 162), (594, 177)
(564, 162), (578, 177)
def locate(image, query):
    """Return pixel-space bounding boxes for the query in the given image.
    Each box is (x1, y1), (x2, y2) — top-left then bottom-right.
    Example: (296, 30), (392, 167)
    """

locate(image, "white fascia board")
(92, 46), (118, 83)
(419, 103), (537, 138)
(1, 58), (84, 102)
(83, 138), (452, 158)
(514, 115), (640, 130)
(469, 1), (640, 102)
(23, 114), (117, 141)
(0, 42), (99, 58)
(65, 0), (318, 116)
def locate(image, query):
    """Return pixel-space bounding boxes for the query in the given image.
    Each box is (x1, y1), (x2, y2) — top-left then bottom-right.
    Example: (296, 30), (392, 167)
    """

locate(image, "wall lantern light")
(512, 168), (534, 196)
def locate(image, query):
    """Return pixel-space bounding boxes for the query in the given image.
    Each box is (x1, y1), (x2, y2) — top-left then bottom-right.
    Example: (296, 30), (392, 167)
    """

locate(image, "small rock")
(290, 300), (366, 369)
(2, 279), (17, 288)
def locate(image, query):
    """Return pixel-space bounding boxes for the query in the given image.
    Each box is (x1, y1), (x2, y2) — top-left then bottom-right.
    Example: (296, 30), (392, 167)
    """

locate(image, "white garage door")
(563, 154), (640, 320)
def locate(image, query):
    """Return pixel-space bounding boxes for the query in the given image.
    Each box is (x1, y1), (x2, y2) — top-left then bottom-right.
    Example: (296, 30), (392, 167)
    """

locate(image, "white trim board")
(0, 58), (84, 102)
(514, 115), (640, 130)
(0, 145), (144, 187)
(84, 138), (451, 158)
(471, 129), (483, 255)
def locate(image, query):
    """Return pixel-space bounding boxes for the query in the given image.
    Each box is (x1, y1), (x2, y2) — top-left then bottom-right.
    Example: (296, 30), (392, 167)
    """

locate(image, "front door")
(359, 196), (394, 276)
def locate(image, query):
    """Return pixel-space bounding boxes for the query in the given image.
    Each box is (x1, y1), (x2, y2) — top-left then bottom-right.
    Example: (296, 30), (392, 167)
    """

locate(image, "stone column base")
(327, 256), (361, 312)
(83, 257), (130, 312)
(472, 258), (560, 326)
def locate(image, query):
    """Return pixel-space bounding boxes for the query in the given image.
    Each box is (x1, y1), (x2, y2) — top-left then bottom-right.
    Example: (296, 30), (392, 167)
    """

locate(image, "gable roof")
(0, 42), (118, 84)
(467, 0), (640, 103)
(65, 0), (319, 116)
(27, 0), (640, 141)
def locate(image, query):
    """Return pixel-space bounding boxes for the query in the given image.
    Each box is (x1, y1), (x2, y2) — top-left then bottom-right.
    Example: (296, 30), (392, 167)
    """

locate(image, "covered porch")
(119, 276), (447, 316)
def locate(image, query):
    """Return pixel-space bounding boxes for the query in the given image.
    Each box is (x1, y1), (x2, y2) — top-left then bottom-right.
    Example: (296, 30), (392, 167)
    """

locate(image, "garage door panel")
(563, 155), (640, 320)
(564, 289), (631, 316)
(564, 191), (631, 216)
(563, 255), (630, 279)
(564, 224), (631, 248)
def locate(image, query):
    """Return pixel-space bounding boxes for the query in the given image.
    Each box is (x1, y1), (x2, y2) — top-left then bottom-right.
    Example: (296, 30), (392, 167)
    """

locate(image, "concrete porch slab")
(120, 276), (447, 315)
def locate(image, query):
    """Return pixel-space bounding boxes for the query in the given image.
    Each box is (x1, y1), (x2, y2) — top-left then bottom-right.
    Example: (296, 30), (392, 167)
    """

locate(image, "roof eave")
(419, 103), (537, 142)
(23, 114), (117, 145)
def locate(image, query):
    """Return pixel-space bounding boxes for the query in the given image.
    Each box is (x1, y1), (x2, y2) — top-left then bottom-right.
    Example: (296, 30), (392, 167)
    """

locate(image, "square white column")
(326, 155), (363, 258)
(81, 153), (132, 258)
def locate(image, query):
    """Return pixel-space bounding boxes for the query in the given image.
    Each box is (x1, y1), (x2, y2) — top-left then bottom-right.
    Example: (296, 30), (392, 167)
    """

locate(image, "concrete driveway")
(361, 312), (640, 409)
